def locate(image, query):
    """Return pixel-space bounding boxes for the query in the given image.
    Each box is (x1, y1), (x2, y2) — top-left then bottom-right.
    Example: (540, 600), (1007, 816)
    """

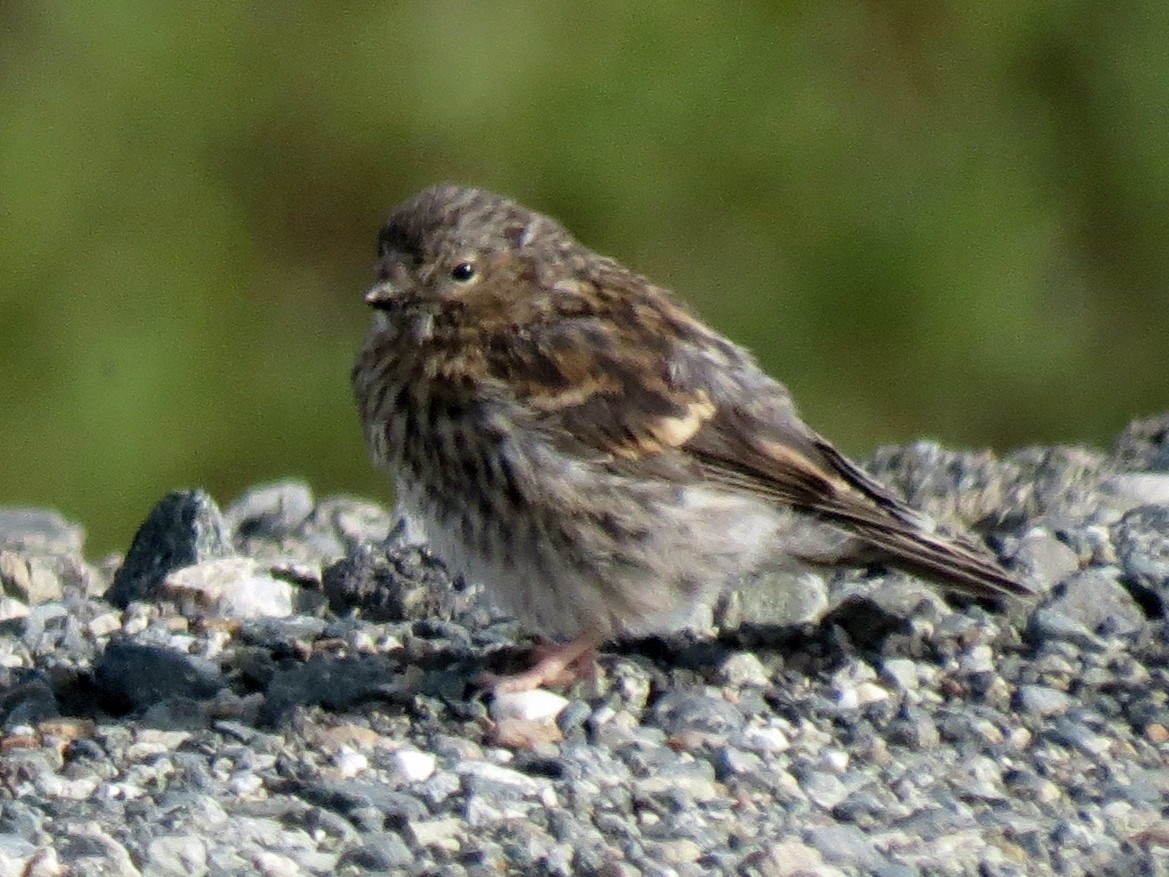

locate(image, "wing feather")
(478, 279), (1030, 600)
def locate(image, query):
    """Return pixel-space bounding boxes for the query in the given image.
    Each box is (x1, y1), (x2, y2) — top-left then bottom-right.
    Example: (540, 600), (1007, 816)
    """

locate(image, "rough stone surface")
(0, 417), (1167, 876)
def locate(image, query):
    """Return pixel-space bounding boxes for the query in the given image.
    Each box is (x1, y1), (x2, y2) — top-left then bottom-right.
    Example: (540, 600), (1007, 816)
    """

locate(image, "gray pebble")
(223, 480), (316, 541)
(338, 831), (415, 870)
(649, 690), (744, 736)
(1015, 684), (1071, 717)
(1045, 567), (1146, 637)
(0, 508), (86, 555)
(806, 824), (885, 869)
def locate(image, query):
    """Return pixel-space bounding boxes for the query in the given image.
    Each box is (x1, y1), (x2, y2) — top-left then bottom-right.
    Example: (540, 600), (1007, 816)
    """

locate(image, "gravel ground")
(1, 415), (1168, 876)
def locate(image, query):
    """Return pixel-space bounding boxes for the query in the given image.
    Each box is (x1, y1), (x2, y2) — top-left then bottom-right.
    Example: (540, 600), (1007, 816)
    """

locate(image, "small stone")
(650, 690), (744, 736)
(654, 838), (702, 864)
(388, 749), (436, 784)
(633, 771), (720, 804)
(0, 670), (58, 730)
(106, 490), (232, 608)
(1014, 684), (1071, 717)
(340, 832), (414, 871)
(714, 746), (763, 779)
(0, 596), (28, 622)
(408, 816), (463, 850)
(1111, 504), (1169, 603)
(140, 835), (207, 877)
(126, 729), (191, 759)
(260, 653), (402, 724)
(0, 509), (85, 555)
(1145, 723), (1169, 744)
(0, 553), (63, 605)
(227, 773), (263, 796)
(1026, 608), (1107, 651)
(251, 851), (302, 877)
(748, 840), (843, 877)
(1103, 473), (1169, 507)
(715, 651), (771, 687)
(490, 689), (569, 724)
(161, 557), (296, 619)
(1045, 568), (1145, 637)
(1008, 528), (1080, 587)
(88, 613), (122, 638)
(321, 543), (476, 623)
(880, 658), (920, 690)
(488, 717), (565, 749)
(0, 836), (39, 877)
(807, 824), (884, 869)
(330, 746), (369, 779)
(308, 498), (396, 551)
(741, 724), (791, 753)
(730, 569), (829, 628)
(801, 772), (849, 810)
(223, 481), (316, 539)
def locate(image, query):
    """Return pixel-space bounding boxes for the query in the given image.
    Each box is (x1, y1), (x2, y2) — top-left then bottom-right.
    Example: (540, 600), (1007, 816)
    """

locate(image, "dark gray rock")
(236, 615), (329, 651)
(260, 653), (408, 724)
(1026, 607), (1107, 651)
(321, 542), (478, 623)
(0, 668), (58, 729)
(93, 640), (225, 712)
(105, 490), (232, 607)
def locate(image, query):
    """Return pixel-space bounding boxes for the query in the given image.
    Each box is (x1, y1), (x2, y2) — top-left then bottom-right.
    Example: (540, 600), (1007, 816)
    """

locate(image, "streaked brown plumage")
(353, 184), (1031, 690)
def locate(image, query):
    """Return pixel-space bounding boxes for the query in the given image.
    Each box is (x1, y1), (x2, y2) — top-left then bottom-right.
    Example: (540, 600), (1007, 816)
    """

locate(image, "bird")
(352, 183), (1031, 692)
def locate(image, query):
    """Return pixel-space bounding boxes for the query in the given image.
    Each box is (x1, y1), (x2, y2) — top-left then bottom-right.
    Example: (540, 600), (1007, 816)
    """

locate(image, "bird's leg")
(483, 634), (600, 693)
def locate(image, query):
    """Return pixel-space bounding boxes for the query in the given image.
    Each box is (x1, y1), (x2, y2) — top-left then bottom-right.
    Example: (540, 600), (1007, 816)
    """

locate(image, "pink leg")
(481, 635), (600, 693)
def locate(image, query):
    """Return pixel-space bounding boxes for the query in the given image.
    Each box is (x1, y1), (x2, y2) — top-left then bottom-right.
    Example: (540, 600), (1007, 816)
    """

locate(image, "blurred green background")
(2, 4), (1166, 557)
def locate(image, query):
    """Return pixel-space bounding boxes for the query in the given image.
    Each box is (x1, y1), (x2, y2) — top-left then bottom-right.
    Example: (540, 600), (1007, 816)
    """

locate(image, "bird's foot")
(479, 636), (598, 693)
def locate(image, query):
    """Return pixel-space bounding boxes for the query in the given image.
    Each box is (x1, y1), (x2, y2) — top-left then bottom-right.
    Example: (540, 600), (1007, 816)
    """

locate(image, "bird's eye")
(450, 262), (477, 283)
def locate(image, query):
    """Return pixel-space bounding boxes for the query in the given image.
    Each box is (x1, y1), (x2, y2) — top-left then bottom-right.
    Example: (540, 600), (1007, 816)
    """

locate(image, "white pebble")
(489, 689), (569, 723)
(88, 612), (122, 638)
(743, 724), (791, 753)
(390, 748), (436, 784)
(331, 745), (368, 778)
(252, 851), (303, 877)
(717, 652), (770, 687)
(228, 773), (264, 796)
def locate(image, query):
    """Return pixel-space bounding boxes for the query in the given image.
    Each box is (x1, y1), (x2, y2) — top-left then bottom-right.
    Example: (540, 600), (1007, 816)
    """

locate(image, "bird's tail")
(846, 514), (1032, 600)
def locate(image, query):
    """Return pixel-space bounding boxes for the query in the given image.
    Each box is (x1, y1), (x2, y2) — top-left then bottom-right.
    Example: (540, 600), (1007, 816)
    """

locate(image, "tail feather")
(849, 518), (1032, 600)
(808, 436), (1033, 600)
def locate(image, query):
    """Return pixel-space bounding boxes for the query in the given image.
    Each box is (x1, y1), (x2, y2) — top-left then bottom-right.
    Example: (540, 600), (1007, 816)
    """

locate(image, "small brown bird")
(353, 184), (1031, 691)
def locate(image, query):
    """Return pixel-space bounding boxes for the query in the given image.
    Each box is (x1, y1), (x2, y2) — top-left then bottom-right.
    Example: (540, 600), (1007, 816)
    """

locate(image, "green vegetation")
(2, 4), (1166, 555)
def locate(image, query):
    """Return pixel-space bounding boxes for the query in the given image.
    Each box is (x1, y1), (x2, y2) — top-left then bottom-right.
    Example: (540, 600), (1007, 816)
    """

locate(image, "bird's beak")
(364, 281), (397, 309)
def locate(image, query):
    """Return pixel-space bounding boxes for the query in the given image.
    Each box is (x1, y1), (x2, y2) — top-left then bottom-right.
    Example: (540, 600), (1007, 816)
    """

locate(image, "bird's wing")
(481, 291), (1030, 600)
